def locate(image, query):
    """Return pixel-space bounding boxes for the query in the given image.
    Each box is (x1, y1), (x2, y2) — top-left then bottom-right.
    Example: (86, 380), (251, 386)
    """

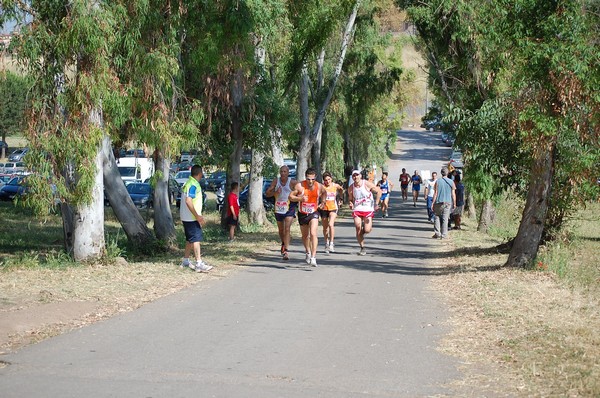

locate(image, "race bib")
(275, 200), (289, 213)
(301, 202), (317, 214)
(326, 192), (337, 201)
(381, 188), (388, 194)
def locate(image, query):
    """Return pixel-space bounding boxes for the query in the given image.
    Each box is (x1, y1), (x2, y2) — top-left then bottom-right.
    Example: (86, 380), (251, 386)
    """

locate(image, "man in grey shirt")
(432, 167), (456, 239)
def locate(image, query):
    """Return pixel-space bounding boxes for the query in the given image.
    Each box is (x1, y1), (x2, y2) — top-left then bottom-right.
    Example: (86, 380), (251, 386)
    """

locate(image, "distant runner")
(377, 171), (393, 218)
(399, 168), (410, 201)
(411, 170), (423, 207)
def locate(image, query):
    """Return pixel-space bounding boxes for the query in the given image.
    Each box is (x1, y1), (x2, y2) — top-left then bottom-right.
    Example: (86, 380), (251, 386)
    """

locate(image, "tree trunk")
(101, 135), (156, 248)
(297, 64), (311, 179)
(248, 149), (267, 225)
(73, 134), (105, 261)
(465, 191), (476, 218)
(152, 149), (175, 245)
(225, 67), (245, 227)
(60, 202), (75, 256)
(506, 144), (555, 268)
(271, 128), (285, 166)
(477, 199), (495, 233)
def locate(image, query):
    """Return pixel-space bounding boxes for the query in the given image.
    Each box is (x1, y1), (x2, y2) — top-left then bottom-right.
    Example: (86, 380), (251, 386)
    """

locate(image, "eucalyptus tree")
(286, 0), (362, 179)
(2, 0), (125, 260)
(182, 0), (294, 225)
(109, 0), (202, 244)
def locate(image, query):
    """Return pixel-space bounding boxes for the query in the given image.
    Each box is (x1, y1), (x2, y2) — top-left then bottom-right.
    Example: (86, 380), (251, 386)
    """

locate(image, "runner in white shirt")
(348, 169), (382, 256)
(265, 165), (297, 261)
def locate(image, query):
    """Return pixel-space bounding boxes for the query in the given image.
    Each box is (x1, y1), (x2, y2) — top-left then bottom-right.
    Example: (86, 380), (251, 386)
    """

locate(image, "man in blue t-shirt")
(432, 167), (456, 239)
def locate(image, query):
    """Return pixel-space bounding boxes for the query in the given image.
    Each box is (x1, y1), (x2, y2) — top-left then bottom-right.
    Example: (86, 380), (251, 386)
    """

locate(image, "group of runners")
(266, 165), (382, 267)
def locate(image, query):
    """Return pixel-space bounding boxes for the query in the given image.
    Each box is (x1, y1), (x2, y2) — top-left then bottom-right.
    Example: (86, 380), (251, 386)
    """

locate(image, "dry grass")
(430, 201), (600, 397)
(0, 205), (281, 352)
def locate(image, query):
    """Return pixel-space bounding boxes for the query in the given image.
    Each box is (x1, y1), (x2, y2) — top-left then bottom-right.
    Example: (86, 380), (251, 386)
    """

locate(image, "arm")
(288, 182), (304, 202)
(348, 185), (354, 209)
(432, 182), (439, 204)
(452, 185), (456, 207)
(318, 185), (328, 209)
(265, 179), (278, 198)
(185, 196), (205, 226)
(367, 181), (383, 209)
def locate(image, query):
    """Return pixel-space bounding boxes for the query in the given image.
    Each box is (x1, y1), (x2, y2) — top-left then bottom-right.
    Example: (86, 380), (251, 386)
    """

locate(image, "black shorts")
(401, 184), (409, 190)
(226, 215), (238, 226)
(318, 209), (337, 219)
(183, 221), (203, 243)
(298, 211), (319, 225)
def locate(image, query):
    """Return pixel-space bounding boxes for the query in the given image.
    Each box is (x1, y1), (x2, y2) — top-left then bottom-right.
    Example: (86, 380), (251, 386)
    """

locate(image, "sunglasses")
(306, 177), (316, 181)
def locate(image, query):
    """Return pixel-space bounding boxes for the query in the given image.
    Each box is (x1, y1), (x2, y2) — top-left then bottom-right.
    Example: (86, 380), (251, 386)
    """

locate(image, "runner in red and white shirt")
(348, 169), (382, 256)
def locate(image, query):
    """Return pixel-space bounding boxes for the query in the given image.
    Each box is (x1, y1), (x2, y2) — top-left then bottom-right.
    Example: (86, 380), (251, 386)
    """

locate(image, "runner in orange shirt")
(289, 167), (327, 267)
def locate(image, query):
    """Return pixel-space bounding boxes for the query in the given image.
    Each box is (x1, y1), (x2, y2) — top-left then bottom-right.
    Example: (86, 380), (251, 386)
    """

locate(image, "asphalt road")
(0, 129), (459, 397)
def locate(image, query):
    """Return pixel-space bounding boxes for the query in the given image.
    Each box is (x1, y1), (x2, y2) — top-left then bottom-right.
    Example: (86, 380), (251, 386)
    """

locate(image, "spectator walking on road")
(348, 169), (382, 255)
(226, 182), (240, 241)
(399, 168), (410, 201)
(423, 171), (438, 223)
(320, 172), (343, 254)
(432, 167), (456, 239)
(180, 165), (213, 272)
(290, 168), (328, 267)
(265, 165), (298, 261)
(411, 170), (423, 207)
(377, 171), (393, 218)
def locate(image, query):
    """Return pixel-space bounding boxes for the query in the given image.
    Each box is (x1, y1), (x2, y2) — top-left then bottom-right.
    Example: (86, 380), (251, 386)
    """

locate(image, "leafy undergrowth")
(431, 200), (600, 397)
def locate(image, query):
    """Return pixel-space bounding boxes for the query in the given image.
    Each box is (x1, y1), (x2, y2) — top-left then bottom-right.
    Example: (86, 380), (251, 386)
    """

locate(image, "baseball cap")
(351, 169), (361, 176)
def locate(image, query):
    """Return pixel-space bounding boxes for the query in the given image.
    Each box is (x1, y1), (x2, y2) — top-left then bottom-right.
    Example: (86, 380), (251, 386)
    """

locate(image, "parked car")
(143, 177), (180, 205)
(2, 162), (26, 174)
(0, 176), (27, 201)
(205, 170), (227, 191)
(448, 150), (464, 170)
(125, 148), (146, 158)
(8, 148), (28, 162)
(238, 178), (274, 210)
(180, 150), (196, 163)
(126, 182), (153, 208)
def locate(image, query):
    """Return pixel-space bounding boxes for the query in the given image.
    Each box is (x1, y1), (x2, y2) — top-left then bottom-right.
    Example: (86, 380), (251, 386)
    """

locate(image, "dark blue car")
(126, 182), (153, 208)
(0, 176), (27, 201)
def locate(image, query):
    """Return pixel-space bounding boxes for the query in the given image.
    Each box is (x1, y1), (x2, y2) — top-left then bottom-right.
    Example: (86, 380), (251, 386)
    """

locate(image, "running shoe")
(310, 257), (318, 267)
(358, 247), (367, 256)
(280, 243), (285, 255)
(305, 252), (311, 264)
(181, 259), (190, 269)
(195, 261), (213, 272)
(283, 251), (289, 261)
(329, 243), (335, 253)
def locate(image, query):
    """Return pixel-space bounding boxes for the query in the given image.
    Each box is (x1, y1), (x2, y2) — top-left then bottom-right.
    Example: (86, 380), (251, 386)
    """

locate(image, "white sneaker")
(305, 253), (311, 264)
(325, 245), (330, 254)
(329, 243), (335, 253)
(358, 247), (367, 256)
(188, 263), (196, 271)
(310, 257), (318, 267)
(195, 261), (213, 272)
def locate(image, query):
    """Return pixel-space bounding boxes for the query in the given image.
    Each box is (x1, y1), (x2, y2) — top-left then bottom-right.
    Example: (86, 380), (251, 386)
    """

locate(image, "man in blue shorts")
(265, 165), (298, 260)
(180, 165), (213, 272)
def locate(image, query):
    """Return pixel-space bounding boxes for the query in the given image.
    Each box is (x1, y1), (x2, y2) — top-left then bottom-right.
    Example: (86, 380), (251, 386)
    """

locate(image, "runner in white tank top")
(348, 169), (382, 256)
(265, 165), (297, 260)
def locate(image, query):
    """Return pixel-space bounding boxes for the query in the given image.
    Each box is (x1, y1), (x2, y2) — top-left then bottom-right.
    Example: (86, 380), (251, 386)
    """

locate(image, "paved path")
(0, 129), (458, 397)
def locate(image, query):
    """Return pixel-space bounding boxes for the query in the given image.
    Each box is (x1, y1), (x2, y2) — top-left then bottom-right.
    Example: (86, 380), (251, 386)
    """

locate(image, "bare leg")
(309, 218), (319, 257)
(328, 212), (337, 244)
(353, 216), (364, 247)
(283, 216), (294, 250)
